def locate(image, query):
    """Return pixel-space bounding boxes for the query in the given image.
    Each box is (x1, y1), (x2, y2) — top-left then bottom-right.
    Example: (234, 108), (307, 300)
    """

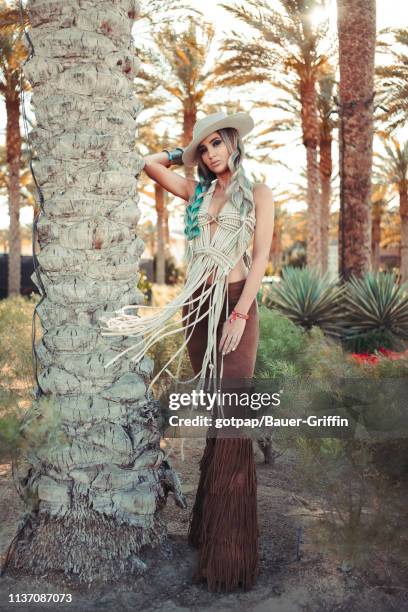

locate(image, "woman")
(100, 111), (275, 592)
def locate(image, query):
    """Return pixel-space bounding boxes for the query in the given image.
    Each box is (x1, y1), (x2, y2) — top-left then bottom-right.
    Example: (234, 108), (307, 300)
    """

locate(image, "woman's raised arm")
(143, 152), (197, 202)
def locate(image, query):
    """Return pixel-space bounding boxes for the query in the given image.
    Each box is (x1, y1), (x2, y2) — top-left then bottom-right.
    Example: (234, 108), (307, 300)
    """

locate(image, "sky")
(0, 0), (408, 233)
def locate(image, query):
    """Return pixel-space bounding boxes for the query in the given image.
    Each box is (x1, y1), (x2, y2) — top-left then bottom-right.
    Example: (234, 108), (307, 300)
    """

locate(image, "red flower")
(351, 352), (379, 365)
(351, 346), (408, 365)
(377, 346), (408, 360)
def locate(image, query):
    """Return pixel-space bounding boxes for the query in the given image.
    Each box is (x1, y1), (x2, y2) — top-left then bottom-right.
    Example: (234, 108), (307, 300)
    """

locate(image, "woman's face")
(197, 131), (230, 173)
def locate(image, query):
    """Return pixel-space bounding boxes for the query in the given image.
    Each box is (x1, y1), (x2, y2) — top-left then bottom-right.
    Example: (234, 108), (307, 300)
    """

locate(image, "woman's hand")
(143, 153), (196, 202)
(219, 317), (247, 355)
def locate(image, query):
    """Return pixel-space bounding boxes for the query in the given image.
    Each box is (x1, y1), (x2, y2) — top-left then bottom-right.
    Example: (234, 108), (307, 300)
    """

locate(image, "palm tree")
(376, 28), (408, 130)
(137, 0), (200, 27)
(381, 206), (401, 254)
(134, 21), (250, 262)
(0, 0), (29, 296)
(216, 0), (332, 270)
(268, 192), (287, 272)
(136, 122), (178, 284)
(135, 16), (216, 180)
(337, 0), (376, 280)
(317, 70), (336, 273)
(248, 98), (325, 273)
(376, 135), (408, 281)
(370, 183), (391, 271)
(0, 139), (37, 209)
(2, 0), (185, 583)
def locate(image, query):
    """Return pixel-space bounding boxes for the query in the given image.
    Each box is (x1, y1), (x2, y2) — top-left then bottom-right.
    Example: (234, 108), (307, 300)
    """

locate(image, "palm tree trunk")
(400, 182), (408, 282)
(155, 183), (166, 284)
(3, 0), (184, 583)
(149, 225), (155, 258)
(270, 216), (282, 272)
(371, 202), (382, 271)
(6, 85), (22, 297)
(182, 103), (196, 257)
(163, 196), (170, 257)
(337, 0), (376, 280)
(300, 79), (321, 271)
(319, 137), (332, 274)
(183, 103), (196, 182)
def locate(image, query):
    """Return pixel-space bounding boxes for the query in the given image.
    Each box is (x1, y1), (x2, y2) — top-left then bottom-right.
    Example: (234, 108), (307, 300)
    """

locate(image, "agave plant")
(343, 272), (408, 349)
(266, 266), (345, 337)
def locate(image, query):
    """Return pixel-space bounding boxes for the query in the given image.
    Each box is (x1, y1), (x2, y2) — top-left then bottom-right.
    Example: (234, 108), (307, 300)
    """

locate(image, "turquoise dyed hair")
(184, 181), (210, 240)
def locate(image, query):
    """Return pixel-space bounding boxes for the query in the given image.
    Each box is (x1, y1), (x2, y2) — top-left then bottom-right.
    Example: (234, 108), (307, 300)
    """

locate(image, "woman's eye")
(213, 139), (222, 146)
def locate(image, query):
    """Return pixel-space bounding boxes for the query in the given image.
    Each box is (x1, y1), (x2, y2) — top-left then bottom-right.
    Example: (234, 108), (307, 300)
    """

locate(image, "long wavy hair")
(184, 127), (254, 242)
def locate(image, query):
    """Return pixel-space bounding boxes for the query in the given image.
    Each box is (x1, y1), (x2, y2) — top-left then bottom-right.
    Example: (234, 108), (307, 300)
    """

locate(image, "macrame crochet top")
(100, 178), (256, 395)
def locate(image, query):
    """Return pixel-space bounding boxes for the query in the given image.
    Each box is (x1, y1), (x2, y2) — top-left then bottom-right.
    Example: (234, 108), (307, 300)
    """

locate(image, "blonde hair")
(184, 128), (254, 247)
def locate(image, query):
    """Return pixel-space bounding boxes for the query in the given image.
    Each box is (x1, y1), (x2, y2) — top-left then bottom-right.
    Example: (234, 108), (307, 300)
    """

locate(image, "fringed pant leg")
(184, 279), (260, 592)
(194, 429), (258, 592)
(182, 286), (217, 549)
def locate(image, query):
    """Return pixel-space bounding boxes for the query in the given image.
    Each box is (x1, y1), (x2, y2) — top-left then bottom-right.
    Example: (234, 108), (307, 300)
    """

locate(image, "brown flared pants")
(181, 278), (259, 592)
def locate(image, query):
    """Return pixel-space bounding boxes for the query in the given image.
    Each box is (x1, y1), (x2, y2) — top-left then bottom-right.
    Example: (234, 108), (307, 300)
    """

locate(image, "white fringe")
(99, 179), (256, 396)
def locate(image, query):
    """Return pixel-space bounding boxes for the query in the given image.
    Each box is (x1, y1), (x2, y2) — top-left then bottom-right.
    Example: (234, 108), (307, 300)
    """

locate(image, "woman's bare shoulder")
(252, 182), (274, 208)
(252, 182), (273, 196)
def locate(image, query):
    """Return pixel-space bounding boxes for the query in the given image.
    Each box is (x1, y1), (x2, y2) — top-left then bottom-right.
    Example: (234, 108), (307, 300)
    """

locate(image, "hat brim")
(182, 112), (254, 166)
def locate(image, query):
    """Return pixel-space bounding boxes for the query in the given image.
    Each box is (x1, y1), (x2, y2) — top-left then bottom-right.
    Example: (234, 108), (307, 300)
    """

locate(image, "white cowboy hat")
(182, 111), (255, 166)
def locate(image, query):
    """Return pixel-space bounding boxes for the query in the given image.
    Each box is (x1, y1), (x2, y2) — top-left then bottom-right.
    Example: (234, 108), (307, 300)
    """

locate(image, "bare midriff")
(205, 217), (249, 285)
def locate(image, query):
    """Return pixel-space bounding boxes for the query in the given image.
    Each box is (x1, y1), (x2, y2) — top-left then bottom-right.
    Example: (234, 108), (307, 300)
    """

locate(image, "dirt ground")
(0, 438), (407, 612)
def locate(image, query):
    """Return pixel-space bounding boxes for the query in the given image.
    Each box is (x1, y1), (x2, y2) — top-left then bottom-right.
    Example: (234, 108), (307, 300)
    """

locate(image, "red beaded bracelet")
(229, 309), (250, 323)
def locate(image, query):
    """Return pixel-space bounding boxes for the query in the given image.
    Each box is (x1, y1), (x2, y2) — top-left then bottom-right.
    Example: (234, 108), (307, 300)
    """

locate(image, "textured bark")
(371, 200), (382, 271)
(148, 225), (155, 258)
(318, 73), (335, 275)
(3, 0), (185, 584)
(337, 0), (376, 280)
(6, 87), (22, 297)
(183, 104), (196, 182)
(270, 216), (282, 272)
(300, 79), (321, 271)
(182, 105), (196, 256)
(163, 194), (170, 256)
(319, 137), (332, 274)
(154, 183), (166, 284)
(400, 183), (408, 282)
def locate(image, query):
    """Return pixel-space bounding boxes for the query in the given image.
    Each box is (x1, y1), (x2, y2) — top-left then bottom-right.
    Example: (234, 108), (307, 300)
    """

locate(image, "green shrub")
(342, 271), (408, 352)
(0, 295), (38, 460)
(296, 326), (357, 379)
(0, 403), (21, 461)
(292, 435), (405, 570)
(265, 266), (345, 338)
(369, 439), (408, 482)
(255, 305), (307, 378)
(344, 328), (397, 354)
(137, 268), (153, 304)
(0, 295), (36, 389)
